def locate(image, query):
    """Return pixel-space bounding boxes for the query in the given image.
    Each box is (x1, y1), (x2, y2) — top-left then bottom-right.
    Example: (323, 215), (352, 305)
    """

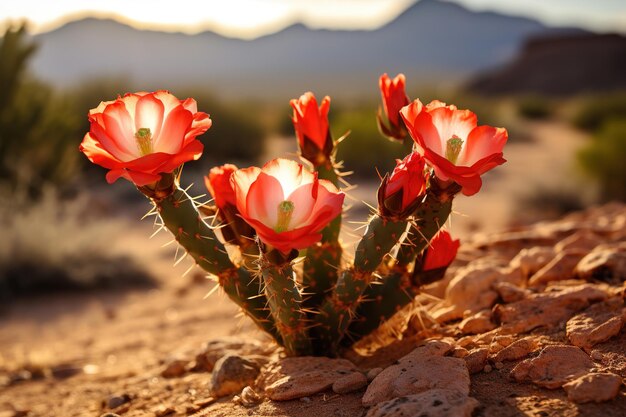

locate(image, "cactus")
(315, 214), (408, 354)
(302, 161), (343, 311)
(140, 173), (281, 343)
(260, 249), (312, 356)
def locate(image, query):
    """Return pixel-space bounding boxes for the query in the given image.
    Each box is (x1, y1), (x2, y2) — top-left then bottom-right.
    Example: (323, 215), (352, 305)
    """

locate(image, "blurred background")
(0, 0), (625, 300)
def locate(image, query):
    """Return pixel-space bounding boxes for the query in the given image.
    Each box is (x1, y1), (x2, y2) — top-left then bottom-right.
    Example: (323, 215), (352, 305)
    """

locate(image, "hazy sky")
(1, 0), (624, 38)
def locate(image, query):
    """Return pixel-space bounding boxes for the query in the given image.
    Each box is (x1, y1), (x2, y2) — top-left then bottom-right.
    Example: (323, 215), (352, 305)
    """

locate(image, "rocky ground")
(1, 202), (625, 417)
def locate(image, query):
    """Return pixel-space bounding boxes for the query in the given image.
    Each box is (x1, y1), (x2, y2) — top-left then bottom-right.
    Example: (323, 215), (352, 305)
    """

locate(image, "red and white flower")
(231, 158), (344, 253)
(423, 230), (460, 271)
(400, 99), (507, 196)
(80, 90), (211, 186)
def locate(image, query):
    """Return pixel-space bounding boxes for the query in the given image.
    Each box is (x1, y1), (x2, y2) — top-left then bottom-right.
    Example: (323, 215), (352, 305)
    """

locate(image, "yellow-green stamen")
(275, 200), (295, 233)
(445, 136), (464, 164)
(135, 128), (153, 156)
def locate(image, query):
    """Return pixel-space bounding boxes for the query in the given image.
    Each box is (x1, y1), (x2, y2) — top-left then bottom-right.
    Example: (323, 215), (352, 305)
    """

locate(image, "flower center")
(135, 128), (153, 156)
(275, 200), (295, 233)
(445, 136), (464, 164)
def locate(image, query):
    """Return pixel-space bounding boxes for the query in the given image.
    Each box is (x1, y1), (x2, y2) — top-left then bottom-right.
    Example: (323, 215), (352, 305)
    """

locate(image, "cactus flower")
(400, 99), (507, 196)
(205, 164), (238, 210)
(423, 230), (460, 271)
(377, 152), (427, 218)
(231, 158), (344, 254)
(377, 73), (409, 141)
(290, 92), (332, 165)
(80, 90), (211, 186)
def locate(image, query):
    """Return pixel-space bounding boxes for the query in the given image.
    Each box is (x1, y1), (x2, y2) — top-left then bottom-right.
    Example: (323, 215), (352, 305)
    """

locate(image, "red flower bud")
(290, 92), (333, 166)
(205, 164), (238, 210)
(423, 230), (460, 271)
(377, 152), (427, 219)
(377, 73), (410, 142)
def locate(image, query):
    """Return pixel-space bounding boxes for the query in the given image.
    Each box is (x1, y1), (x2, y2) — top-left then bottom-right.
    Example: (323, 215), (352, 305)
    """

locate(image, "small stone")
(493, 337), (539, 362)
(260, 356), (357, 401)
(459, 310), (496, 334)
(332, 372), (368, 394)
(451, 347), (469, 358)
(366, 367), (383, 381)
(576, 242), (626, 283)
(300, 397), (311, 403)
(510, 345), (594, 389)
(161, 359), (189, 378)
(151, 405), (175, 417)
(483, 364), (493, 373)
(100, 414), (121, 417)
(464, 348), (488, 374)
(510, 246), (555, 279)
(210, 355), (260, 398)
(494, 361), (504, 369)
(194, 339), (269, 372)
(365, 389), (478, 417)
(107, 394), (131, 409)
(493, 284), (607, 333)
(240, 386), (261, 406)
(591, 350), (604, 361)
(566, 298), (625, 350)
(529, 250), (586, 286)
(563, 372), (623, 403)
(493, 282), (528, 303)
(50, 364), (82, 379)
(363, 353), (470, 407)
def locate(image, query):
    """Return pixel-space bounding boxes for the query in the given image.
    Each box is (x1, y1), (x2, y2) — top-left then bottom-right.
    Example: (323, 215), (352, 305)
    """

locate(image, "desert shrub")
(517, 95), (552, 120)
(0, 25), (82, 193)
(0, 187), (155, 300)
(572, 93), (626, 132)
(578, 119), (626, 202)
(332, 106), (407, 179)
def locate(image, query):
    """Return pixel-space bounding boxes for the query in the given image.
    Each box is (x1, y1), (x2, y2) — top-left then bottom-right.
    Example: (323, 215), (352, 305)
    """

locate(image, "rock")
(464, 348), (488, 374)
(151, 405), (175, 417)
(107, 394), (131, 409)
(210, 354), (260, 397)
(239, 386), (261, 406)
(493, 337), (539, 362)
(493, 284), (607, 333)
(160, 359), (189, 378)
(366, 367), (383, 382)
(510, 345), (594, 389)
(493, 282), (529, 303)
(459, 310), (496, 334)
(555, 230), (603, 252)
(451, 347), (469, 358)
(260, 356), (357, 401)
(50, 364), (82, 379)
(365, 389), (478, 417)
(193, 339), (269, 372)
(433, 263), (523, 322)
(576, 242), (626, 283)
(529, 250), (587, 286)
(363, 347), (470, 407)
(510, 246), (555, 279)
(397, 339), (455, 362)
(566, 298), (625, 350)
(562, 372), (623, 403)
(99, 414), (121, 417)
(332, 372), (368, 394)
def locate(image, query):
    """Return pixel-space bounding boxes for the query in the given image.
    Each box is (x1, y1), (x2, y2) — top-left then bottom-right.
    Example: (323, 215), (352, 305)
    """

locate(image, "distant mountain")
(30, 0), (586, 99)
(468, 33), (626, 95)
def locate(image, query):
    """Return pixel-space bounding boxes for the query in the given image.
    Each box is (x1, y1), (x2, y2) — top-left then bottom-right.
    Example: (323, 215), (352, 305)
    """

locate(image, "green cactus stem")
(342, 185), (456, 345)
(140, 175), (280, 343)
(302, 162), (342, 311)
(315, 214), (408, 354)
(261, 248), (312, 356)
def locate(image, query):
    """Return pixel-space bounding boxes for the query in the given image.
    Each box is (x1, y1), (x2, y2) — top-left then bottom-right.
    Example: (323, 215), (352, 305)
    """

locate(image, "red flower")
(377, 152), (427, 218)
(231, 158), (344, 254)
(378, 73), (409, 131)
(423, 230), (460, 271)
(80, 90), (211, 186)
(205, 164), (238, 210)
(290, 92), (332, 164)
(400, 99), (507, 196)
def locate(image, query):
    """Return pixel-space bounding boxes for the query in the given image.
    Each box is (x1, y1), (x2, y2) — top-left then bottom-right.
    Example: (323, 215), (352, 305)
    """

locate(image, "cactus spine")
(315, 214), (408, 353)
(261, 249), (312, 356)
(142, 175), (280, 343)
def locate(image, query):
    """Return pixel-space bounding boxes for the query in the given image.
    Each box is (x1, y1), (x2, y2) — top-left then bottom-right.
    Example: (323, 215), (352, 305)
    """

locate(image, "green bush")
(572, 93), (626, 132)
(517, 95), (552, 120)
(578, 119), (626, 202)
